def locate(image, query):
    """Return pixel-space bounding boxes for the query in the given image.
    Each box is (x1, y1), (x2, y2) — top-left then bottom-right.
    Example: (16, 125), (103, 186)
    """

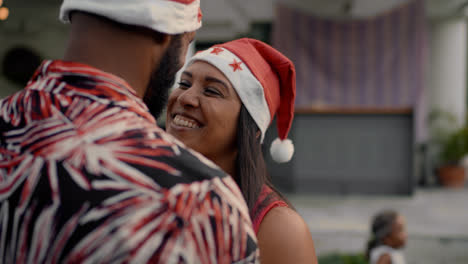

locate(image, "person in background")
(166, 38), (317, 264)
(366, 210), (408, 264)
(2, 46), (42, 86)
(0, 46), (42, 98)
(0, 1), (259, 263)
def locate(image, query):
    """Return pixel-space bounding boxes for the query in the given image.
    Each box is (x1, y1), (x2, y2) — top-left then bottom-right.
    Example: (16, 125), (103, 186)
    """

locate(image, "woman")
(166, 38), (317, 263)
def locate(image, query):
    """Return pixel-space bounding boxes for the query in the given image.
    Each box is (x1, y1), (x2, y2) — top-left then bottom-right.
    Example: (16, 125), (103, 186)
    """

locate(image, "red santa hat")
(60, 0), (202, 34)
(188, 38), (296, 163)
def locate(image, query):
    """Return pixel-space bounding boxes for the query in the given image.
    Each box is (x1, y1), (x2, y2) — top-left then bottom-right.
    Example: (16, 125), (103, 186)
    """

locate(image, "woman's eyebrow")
(205, 77), (229, 92)
(182, 71), (192, 78)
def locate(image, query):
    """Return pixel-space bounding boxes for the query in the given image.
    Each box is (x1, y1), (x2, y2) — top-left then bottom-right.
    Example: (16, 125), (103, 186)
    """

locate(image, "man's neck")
(63, 13), (168, 98)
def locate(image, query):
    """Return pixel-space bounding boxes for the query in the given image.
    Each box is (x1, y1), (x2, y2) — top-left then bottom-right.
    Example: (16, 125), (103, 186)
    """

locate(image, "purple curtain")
(273, 0), (428, 110)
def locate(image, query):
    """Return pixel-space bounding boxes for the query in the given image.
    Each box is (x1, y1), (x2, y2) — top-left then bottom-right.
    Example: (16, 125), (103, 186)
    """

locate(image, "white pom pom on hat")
(188, 38), (296, 163)
(270, 138), (294, 163)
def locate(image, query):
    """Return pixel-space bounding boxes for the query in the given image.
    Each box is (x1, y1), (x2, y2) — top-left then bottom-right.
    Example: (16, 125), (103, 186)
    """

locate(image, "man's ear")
(159, 34), (172, 49)
(151, 30), (171, 47)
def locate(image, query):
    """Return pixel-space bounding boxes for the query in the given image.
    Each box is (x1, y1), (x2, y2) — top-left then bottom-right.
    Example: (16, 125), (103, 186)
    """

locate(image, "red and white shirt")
(0, 60), (259, 263)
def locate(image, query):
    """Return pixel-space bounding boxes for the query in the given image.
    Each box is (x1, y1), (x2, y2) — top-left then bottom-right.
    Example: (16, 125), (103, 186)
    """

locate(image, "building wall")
(264, 113), (414, 195)
(428, 18), (467, 128)
(0, 3), (68, 98)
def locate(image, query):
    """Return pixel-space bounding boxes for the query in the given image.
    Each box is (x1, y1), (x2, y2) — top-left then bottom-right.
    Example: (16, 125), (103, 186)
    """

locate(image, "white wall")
(428, 18), (467, 128)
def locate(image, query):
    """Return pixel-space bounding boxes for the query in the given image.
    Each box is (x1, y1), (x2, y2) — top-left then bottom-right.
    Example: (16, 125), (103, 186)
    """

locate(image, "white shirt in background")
(370, 245), (406, 264)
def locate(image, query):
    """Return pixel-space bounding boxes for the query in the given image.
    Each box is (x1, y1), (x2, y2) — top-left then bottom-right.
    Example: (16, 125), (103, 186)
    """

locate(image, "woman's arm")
(257, 206), (318, 264)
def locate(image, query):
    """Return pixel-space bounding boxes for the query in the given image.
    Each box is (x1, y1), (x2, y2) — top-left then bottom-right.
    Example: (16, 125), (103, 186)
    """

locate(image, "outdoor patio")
(288, 187), (468, 264)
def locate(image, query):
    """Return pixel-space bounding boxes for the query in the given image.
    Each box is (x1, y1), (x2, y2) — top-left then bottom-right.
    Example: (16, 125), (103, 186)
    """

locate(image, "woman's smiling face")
(166, 61), (242, 164)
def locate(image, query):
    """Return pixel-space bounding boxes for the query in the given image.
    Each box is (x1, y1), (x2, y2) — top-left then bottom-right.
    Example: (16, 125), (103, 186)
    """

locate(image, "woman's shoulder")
(257, 206), (317, 264)
(251, 185), (288, 233)
(259, 206), (310, 237)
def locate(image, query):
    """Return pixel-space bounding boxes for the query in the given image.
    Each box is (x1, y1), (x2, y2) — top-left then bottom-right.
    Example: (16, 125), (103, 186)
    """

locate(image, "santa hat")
(59, 0), (202, 35)
(188, 38), (296, 163)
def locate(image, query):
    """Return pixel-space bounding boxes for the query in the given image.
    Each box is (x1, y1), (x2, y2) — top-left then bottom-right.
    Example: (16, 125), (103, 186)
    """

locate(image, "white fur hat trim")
(60, 0), (202, 34)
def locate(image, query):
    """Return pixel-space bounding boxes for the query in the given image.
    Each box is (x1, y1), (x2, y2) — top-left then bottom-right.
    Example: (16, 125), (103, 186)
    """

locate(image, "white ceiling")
(197, 0), (468, 41)
(3, 0), (468, 41)
(5, 0), (468, 18)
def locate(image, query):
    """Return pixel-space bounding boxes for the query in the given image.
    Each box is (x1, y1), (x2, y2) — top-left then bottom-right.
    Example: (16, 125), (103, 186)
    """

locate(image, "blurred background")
(1, 0), (468, 263)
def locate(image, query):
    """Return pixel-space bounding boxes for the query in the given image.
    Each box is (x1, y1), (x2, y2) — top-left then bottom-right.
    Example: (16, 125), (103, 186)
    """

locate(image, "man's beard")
(143, 35), (183, 119)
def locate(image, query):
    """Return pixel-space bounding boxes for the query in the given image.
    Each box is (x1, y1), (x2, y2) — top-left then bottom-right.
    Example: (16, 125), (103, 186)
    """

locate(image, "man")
(0, 1), (259, 263)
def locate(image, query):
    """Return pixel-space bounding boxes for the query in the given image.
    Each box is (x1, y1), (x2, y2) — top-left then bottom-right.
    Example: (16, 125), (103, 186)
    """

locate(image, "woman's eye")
(204, 87), (222, 97)
(178, 81), (191, 89)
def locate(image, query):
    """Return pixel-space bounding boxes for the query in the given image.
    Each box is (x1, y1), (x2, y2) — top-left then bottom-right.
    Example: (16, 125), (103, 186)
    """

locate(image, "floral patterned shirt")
(0, 60), (259, 263)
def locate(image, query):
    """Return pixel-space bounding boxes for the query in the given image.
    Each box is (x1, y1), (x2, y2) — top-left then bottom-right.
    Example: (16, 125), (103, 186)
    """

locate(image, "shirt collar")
(30, 60), (157, 123)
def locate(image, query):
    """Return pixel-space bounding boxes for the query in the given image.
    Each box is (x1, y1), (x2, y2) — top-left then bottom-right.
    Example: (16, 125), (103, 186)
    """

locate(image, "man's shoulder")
(1, 93), (225, 182)
(130, 129), (229, 187)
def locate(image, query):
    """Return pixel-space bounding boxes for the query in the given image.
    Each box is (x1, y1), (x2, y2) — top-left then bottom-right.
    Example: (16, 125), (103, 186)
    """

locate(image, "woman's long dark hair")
(366, 210), (398, 260)
(234, 105), (292, 217)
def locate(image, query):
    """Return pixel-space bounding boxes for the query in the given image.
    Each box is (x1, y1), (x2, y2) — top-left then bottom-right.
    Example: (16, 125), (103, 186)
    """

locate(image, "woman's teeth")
(173, 115), (200, 128)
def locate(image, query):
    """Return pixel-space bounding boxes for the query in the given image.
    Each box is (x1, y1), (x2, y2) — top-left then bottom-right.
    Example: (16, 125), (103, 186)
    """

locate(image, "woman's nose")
(178, 87), (200, 108)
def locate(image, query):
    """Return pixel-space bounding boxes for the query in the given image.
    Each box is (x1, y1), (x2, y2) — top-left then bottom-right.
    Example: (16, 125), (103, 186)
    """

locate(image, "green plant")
(439, 128), (468, 165)
(426, 109), (468, 166)
(427, 109), (459, 145)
